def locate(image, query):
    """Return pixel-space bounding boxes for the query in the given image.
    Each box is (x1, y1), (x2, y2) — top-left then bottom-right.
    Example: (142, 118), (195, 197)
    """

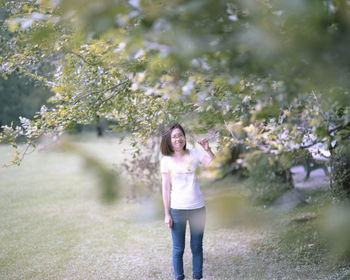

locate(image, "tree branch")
(312, 90), (328, 122)
(224, 120), (238, 140)
(72, 81), (129, 105)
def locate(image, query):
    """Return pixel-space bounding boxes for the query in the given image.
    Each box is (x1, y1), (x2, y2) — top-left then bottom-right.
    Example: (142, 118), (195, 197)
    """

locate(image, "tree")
(0, 74), (51, 127)
(0, 0), (350, 195)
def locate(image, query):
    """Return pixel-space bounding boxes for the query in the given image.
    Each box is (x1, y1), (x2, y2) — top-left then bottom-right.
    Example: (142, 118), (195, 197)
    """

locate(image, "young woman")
(160, 123), (215, 280)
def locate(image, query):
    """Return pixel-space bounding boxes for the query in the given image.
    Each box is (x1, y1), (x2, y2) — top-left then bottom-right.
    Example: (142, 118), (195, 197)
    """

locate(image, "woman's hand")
(198, 137), (215, 166)
(165, 214), (173, 228)
(197, 138), (210, 152)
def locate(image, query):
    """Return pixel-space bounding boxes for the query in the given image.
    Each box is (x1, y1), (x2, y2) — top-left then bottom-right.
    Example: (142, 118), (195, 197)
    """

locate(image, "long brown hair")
(160, 123), (186, 156)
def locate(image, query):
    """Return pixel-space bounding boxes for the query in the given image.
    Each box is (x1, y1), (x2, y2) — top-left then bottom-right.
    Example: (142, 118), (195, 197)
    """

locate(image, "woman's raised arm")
(197, 138), (215, 166)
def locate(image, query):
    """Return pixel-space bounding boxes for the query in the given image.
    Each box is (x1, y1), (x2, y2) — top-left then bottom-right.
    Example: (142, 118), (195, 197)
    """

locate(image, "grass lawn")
(0, 135), (349, 279)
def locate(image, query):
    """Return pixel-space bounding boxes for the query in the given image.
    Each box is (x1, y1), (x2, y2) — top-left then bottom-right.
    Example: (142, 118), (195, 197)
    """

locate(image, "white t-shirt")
(160, 149), (205, 210)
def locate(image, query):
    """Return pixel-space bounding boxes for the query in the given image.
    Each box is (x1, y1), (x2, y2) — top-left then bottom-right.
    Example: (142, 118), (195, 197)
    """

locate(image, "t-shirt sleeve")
(160, 157), (169, 173)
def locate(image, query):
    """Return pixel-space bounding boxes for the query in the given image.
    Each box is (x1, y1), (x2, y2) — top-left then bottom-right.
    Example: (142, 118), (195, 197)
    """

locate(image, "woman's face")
(170, 128), (186, 152)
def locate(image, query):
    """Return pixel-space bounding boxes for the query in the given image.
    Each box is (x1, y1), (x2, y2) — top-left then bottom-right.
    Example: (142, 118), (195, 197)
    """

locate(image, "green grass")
(0, 136), (349, 279)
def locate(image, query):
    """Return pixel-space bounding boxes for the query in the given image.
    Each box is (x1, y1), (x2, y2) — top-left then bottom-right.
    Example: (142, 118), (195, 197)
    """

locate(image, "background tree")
(0, 74), (51, 127)
(0, 1), (51, 127)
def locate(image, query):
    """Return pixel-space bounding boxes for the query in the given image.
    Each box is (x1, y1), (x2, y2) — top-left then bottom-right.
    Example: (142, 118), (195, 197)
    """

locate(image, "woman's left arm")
(197, 138), (215, 166)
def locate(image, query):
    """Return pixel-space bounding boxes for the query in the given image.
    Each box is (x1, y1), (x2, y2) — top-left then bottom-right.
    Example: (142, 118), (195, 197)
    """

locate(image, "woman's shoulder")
(160, 155), (171, 172)
(161, 155), (171, 161)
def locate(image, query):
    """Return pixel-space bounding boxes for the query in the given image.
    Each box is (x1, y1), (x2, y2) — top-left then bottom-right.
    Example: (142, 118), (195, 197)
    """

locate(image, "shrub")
(331, 140), (350, 199)
(244, 151), (293, 205)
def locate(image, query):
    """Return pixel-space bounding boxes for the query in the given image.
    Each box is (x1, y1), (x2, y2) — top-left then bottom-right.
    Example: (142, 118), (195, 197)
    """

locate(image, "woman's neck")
(173, 149), (187, 157)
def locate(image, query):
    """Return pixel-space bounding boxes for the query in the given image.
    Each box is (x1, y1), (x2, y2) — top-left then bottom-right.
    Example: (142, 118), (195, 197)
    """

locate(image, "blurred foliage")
(1, 1), (350, 267)
(1, 0), (349, 137)
(322, 202), (350, 260)
(0, 0), (349, 264)
(206, 188), (267, 228)
(59, 140), (119, 203)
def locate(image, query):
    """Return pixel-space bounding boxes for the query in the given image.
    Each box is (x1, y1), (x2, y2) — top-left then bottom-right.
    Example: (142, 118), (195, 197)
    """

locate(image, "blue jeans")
(170, 207), (206, 280)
